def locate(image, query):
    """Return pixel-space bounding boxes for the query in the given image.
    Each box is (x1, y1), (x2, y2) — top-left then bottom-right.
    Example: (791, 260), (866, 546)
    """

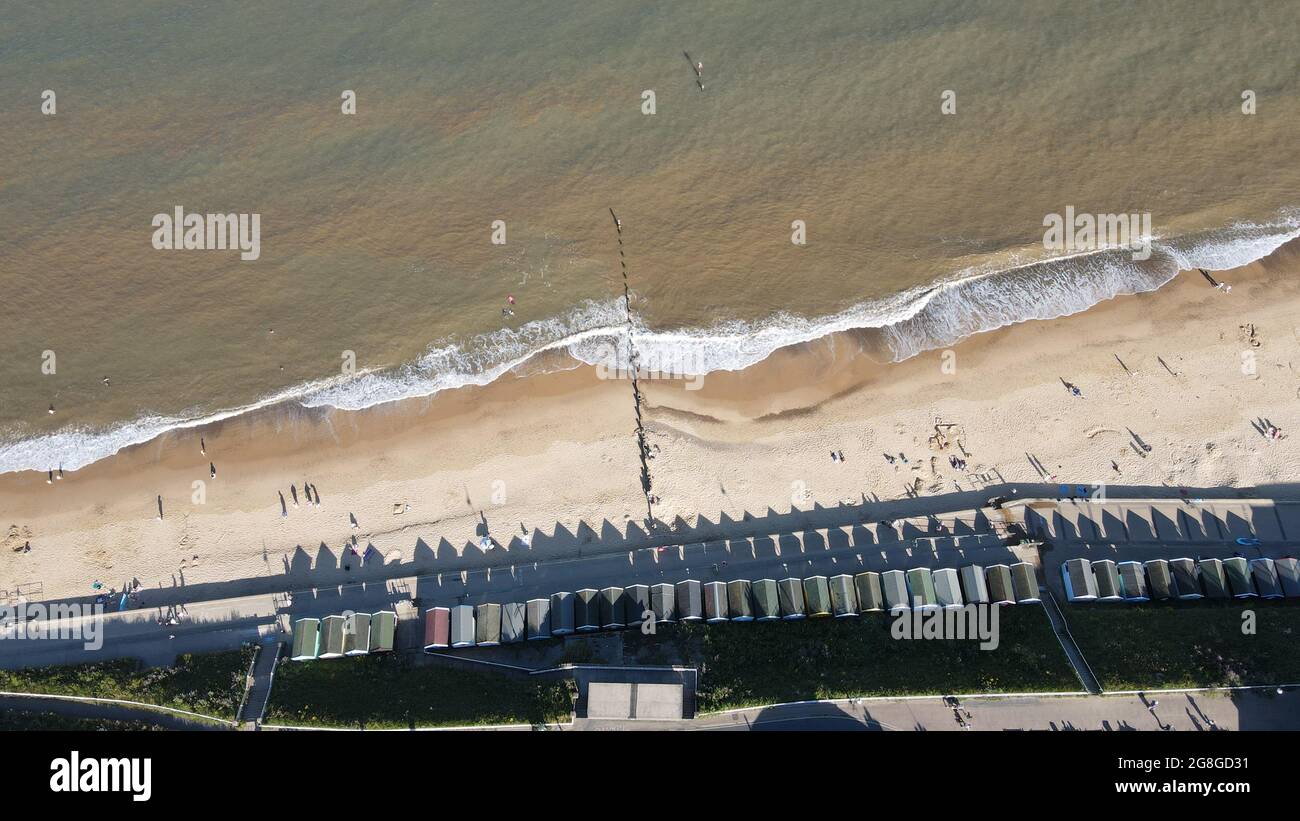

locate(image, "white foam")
(2, 213), (1296, 476)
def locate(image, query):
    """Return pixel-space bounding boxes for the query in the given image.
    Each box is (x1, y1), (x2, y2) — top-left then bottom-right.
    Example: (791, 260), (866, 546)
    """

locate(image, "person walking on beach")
(209, 462), (216, 479)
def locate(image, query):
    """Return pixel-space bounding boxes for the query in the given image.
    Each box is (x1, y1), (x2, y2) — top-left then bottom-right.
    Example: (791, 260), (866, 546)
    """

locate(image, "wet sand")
(3, 241), (1298, 602)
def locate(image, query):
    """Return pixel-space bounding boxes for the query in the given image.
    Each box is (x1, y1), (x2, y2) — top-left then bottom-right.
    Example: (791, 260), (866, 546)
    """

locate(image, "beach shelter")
(1197, 558), (1229, 599)
(803, 576), (832, 617)
(703, 581), (729, 623)
(575, 589), (601, 631)
(958, 565), (988, 605)
(675, 579), (703, 622)
(291, 618), (320, 661)
(501, 602), (526, 643)
(1143, 559), (1174, 601)
(854, 572), (884, 612)
(1223, 557), (1256, 598)
(726, 580), (754, 621)
(319, 615), (346, 659)
(450, 604), (476, 648)
(752, 579), (781, 620)
(369, 610), (396, 653)
(905, 568), (939, 611)
(1090, 560), (1122, 602)
(778, 577), (807, 619)
(1117, 561), (1149, 602)
(475, 603), (502, 646)
(1169, 558), (1203, 600)
(881, 570), (910, 613)
(550, 592), (575, 635)
(526, 598), (551, 640)
(599, 586), (627, 629)
(1275, 557), (1300, 597)
(343, 611), (371, 655)
(650, 583), (677, 624)
(985, 565), (1015, 605)
(625, 584), (651, 627)
(1250, 558), (1283, 599)
(1010, 562), (1040, 603)
(829, 574), (859, 617)
(424, 607), (450, 650)
(1061, 558), (1098, 602)
(932, 568), (964, 610)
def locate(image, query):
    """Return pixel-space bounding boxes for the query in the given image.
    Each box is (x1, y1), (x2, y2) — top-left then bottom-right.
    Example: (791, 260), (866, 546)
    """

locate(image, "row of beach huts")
(419, 562), (1044, 650)
(1062, 556), (1300, 603)
(291, 610), (397, 661)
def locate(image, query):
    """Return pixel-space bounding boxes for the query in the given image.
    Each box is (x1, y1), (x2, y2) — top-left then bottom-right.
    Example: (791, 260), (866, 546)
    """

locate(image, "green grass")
(264, 653), (574, 728)
(625, 608), (1079, 712)
(1064, 600), (1300, 690)
(0, 647), (255, 720)
(0, 711), (166, 731)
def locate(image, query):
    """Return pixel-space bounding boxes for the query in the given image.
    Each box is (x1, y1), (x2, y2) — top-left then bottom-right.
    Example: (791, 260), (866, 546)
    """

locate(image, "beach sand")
(3, 242), (1298, 603)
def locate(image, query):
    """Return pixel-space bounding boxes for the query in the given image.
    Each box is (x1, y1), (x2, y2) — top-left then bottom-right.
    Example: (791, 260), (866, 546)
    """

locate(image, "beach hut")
(752, 579), (781, 621)
(475, 603), (502, 646)
(778, 577), (807, 619)
(343, 611), (371, 655)
(881, 570), (910, 613)
(1116, 561), (1149, 602)
(703, 581), (729, 623)
(905, 568), (939, 611)
(599, 586), (627, 629)
(501, 602), (526, 643)
(526, 598), (551, 640)
(291, 618), (320, 661)
(932, 568), (964, 610)
(1275, 557), (1300, 597)
(1169, 558), (1202, 600)
(424, 607), (450, 650)
(829, 574), (858, 617)
(726, 580), (754, 621)
(369, 610), (396, 653)
(626, 584), (651, 627)
(650, 583), (677, 624)
(854, 572), (884, 612)
(803, 576), (832, 617)
(575, 589), (601, 631)
(1223, 557), (1256, 598)
(1197, 558), (1229, 599)
(1144, 559), (1174, 601)
(319, 615), (346, 659)
(1010, 562), (1040, 603)
(1090, 560), (1122, 602)
(550, 592), (576, 635)
(1250, 558), (1283, 599)
(958, 565), (988, 605)
(985, 565), (1015, 605)
(675, 579), (703, 622)
(450, 604), (476, 648)
(1061, 558), (1098, 602)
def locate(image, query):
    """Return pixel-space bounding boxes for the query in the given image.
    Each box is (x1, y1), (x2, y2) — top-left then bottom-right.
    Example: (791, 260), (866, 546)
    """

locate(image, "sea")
(0, 0), (1297, 473)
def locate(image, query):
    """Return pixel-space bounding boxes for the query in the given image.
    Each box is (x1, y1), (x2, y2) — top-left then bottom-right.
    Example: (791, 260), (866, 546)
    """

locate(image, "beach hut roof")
(1169, 558), (1201, 599)
(932, 568), (963, 609)
(905, 568), (938, 609)
(854, 572), (884, 612)
(881, 570), (910, 611)
(675, 579), (703, 621)
(450, 604), (476, 647)
(1250, 558), (1282, 598)
(778, 577), (806, 618)
(1144, 559), (1173, 600)
(550, 591), (575, 635)
(626, 584), (651, 626)
(369, 610), (396, 652)
(1010, 562), (1039, 602)
(727, 580), (754, 620)
(803, 576), (831, 616)
(1197, 558), (1229, 598)
(1223, 557), (1255, 597)
(752, 579), (780, 619)
(526, 598), (551, 640)
(986, 565), (1015, 604)
(600, 586), (627, 628)
(1275, 557), (1300, 597)
(829, 574), (858, 616)
(1117, 561), (1148, 600)
(575, 589), (601, 630)
(650, 583), (677, 623)
(475, 603), (502, 645)
(291, 618), (320, 660)
(1090, 560), (1121, 600)
(425, 607), (450, 650)
(958, 565), (988, 605)
(320, 615), (346, 657)
(501, 602), (526, 643)
(704, 581), (729, 622)
(344, 611), (371, 655)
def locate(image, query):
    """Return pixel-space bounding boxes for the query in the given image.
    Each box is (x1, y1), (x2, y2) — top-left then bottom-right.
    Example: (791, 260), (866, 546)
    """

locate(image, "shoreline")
(5, 213), (1297, 477)
(3, 238), (1298, 602)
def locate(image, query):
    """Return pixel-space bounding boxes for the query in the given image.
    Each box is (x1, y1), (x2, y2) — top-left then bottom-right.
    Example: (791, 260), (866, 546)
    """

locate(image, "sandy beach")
(3, 241), (1298, 603)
